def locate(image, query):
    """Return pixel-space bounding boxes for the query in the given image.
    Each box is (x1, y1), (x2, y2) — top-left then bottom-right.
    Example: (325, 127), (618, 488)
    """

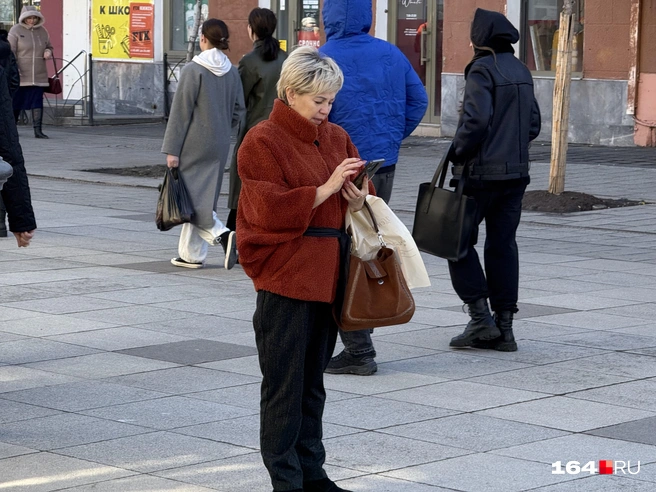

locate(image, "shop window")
(169, 0), (208, 52)
(522, 0), (584, 74)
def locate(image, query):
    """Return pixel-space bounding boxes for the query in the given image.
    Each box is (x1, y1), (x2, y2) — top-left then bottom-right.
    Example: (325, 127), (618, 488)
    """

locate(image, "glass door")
(272, 0), (323, 52)
(391, 0), (443, 124)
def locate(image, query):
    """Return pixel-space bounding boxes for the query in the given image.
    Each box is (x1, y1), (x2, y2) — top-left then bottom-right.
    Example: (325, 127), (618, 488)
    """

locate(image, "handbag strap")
(50, 56), (59, 78)
(360, 201), (386, 248)
(422, 142), (470, 214)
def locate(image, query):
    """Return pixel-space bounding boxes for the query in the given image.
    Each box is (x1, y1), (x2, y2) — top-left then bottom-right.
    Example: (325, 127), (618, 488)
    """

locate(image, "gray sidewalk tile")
(469, 365), (631, 394)
(25, 352), (180, 379)
(153, 452), (282, 491)
(105, 366), (261, 395)
(336, 475), (455, 491)
(0, 413), (151, 450)
(377, 381), (546, 412)
(184, 383), (261, 410)
(520, 293), (642, 311)
(478, 396), (655, 432)
(531, 476), (656, 491)
(366, 341), (441, 363)
(324, 432), (469, 473)
(552, 331), (656, 351)
(548, 352), (656, 379)
(56, 431), (253, 473)
(0, 285), (61, 302)
(116, 339), (258, 365)
(0, 381), (168, 412)
(0, 398), (61, 423)
(172, 414), (262, 449)
(0, 306), (43, 321)
(587, 416), (656, 446)
(133, 315), (255, 339)
(323, 396), (457, 430)
(81, 395), (255, 430)
(0, 366), (82, 393)
(199, 354), (262, 377)
(0, 338), (100, 364)
(381, 352), (531, 380)
(55, 475), (217, 491)
(384, 452), (575, 491)
(464, 339), (610, 365)
(601, 303), (656, 320)
(324, 369), (449, 396)
(562, 259), (649, 271)
(0, 441), (38, 460)
(573, 271), (656, 287)
(46, 326), (193, 351)
(380, 414), (567, 452)
(0, 331), (26, 343)
(518, 278), (620, 294)
(568, 380), (656, 411)
(0, 314), (118, 337)
(0, 452), (134, 492)
(523, 311), (651, 330)
(85, 284), (212, 304)
(68, 305), (193, 325)
(490, 434), (656, 465)
(512, 319), (595, 340)
(626, 462), (656, 483)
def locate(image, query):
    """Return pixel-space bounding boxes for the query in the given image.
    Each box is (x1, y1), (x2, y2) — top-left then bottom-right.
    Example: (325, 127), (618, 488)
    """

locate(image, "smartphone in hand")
(352, 159), (385, 189)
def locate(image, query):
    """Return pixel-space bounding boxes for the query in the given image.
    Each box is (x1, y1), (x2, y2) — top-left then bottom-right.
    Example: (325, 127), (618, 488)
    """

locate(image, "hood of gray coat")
(19, 6), (45, 28)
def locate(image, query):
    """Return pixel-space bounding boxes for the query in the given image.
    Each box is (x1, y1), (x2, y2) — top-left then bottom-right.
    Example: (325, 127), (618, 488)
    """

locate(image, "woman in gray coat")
(162, 19), (245, 270)
(226, 8), (287, 231)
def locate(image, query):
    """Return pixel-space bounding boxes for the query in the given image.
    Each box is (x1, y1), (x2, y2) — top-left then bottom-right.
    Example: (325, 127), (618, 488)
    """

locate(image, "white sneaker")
(170, 257), (204, 269)
(218, 230), (237, 270)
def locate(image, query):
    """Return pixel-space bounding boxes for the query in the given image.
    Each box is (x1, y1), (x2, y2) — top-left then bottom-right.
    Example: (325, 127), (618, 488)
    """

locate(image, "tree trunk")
(185, 0), (202, 63)
(548, 0), (575, 195)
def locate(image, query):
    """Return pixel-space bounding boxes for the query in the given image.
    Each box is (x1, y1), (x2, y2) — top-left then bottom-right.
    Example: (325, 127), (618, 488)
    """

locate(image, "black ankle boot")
(472, 310), (518, 351)
(303, 478), (353, 492)
(449, 298), (500, 347)
(32, 108), (49, 139)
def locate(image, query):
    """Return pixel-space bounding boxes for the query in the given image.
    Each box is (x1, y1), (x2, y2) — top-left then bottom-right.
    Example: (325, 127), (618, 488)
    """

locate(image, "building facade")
(1, 1), (654, 146)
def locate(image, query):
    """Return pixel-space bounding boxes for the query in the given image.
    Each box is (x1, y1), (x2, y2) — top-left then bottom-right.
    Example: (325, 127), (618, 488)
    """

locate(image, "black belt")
(304, 227), (351, 314)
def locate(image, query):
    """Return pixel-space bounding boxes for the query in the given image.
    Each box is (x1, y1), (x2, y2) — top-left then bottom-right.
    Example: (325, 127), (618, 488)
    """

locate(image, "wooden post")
(186, 0), (202, 63)
(548, 0), (575, 195)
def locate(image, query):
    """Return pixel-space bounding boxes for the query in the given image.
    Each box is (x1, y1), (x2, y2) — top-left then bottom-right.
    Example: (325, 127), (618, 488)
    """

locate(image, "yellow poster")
(92, 0), (154, 60)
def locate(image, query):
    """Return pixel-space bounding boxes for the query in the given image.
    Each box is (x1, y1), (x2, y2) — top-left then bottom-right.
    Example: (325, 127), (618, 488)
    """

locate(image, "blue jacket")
(320, 0), (427, 168)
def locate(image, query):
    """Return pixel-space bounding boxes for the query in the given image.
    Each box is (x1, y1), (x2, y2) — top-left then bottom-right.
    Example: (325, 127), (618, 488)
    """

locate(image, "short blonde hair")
(277, 46), (344, 103)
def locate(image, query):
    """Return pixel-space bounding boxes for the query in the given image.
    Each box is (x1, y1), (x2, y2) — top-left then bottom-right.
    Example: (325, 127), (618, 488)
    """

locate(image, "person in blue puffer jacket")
(320, 0), (427, 376)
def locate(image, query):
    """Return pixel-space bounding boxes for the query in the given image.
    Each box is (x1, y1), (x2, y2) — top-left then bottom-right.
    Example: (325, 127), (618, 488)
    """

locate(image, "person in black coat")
(0, 61), (37, 247)
(448, 8), (541, 352)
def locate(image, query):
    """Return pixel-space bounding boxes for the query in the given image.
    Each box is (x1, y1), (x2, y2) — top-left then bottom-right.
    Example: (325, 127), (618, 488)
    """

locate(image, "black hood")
(0, 39), (10, 62)
(470, 8), (519, 52)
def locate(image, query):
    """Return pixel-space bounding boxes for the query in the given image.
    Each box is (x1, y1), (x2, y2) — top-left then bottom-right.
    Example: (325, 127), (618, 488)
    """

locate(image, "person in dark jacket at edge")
(0, 30), (34, 245)
(320, 0), (428, 376)
(447, 8), (541, 352)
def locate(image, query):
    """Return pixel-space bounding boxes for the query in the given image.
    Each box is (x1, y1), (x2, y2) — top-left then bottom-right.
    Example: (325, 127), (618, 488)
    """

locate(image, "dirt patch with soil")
(85, 165), (168, 178)
(522, 190), (646, 213)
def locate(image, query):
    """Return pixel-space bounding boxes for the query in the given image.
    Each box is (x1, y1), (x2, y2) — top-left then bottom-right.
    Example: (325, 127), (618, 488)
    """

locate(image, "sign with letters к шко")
(92, 0), (154, 61)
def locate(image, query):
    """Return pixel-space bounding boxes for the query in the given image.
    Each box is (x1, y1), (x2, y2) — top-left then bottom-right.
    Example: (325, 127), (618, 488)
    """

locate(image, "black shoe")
(472, 311), (518, 351)
(170, 257), (204, 269)
(218, 230), (237, 270)
(32, 108), (49, 138)
(304, 478), (353, 492)
(34, 128), (49, 139)
(325, 350), (377, 376)
(449, 298), (501, 348)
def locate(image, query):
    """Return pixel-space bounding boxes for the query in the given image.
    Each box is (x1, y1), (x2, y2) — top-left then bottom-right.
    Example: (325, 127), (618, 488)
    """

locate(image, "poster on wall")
(92, 0), (154, 61)
(298, 0), (320, 48)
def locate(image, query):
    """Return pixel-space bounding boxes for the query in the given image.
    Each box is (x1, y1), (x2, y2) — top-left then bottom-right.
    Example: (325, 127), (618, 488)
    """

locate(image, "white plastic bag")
(346, 195), (431, 290)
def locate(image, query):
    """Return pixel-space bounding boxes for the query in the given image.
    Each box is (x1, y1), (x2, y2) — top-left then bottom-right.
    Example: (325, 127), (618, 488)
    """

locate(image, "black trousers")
(448, 183), (527, 313)
(253, 290), (338, 491)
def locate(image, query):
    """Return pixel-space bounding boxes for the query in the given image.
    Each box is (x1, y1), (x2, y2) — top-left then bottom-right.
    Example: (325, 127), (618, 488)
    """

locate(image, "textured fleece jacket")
(237, 99), (374, 303)
(8, 7), (53, 87)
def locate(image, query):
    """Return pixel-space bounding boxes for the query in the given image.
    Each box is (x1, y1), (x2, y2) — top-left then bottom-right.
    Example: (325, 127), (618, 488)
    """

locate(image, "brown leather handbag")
(337, 202), (415, 332)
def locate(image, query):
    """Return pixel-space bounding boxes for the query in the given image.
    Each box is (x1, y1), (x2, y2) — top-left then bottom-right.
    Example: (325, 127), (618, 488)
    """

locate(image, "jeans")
(448, 183), (527, 313)
(253, 290), (337, 491)
(336, 167), (395, 358)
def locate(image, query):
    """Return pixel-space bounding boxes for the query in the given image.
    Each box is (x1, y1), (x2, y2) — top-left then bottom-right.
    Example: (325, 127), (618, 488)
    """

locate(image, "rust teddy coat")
(237, 99), (374, 303)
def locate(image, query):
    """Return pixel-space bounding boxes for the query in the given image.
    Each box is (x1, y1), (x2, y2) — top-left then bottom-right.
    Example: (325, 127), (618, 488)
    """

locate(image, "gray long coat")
(162, 62), (245, 229)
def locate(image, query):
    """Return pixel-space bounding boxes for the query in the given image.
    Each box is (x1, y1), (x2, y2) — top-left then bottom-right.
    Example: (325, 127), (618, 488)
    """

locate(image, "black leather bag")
(412, 144), (477, 262)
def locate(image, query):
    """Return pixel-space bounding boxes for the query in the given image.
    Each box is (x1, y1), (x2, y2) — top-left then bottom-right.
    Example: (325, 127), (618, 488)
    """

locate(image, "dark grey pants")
(336, 168), (395, 356)
(253, 290), (338, 491)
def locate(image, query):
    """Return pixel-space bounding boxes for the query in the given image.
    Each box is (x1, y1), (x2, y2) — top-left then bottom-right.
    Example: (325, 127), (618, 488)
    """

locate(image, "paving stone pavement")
(0, 124), (655, 491)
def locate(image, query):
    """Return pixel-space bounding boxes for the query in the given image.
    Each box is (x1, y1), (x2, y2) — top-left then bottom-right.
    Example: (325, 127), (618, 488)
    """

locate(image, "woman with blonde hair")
(237, 46), (373, 492)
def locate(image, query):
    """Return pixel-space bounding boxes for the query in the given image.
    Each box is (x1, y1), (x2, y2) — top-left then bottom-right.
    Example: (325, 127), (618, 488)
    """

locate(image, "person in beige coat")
(9, 5), (54, 139)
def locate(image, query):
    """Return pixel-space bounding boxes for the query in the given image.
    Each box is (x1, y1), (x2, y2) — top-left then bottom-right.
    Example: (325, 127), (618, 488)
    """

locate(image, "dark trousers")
(336, 168), (395, 356)
(448, 183), (526, 313)
(253, 290), (338, 491)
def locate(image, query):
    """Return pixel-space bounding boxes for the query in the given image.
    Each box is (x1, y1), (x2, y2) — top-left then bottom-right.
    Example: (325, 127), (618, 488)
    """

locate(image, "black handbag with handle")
(412, 144), (477, 262)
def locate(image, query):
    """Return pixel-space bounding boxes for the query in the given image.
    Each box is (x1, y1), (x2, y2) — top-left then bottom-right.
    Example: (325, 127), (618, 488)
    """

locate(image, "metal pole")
(163, 52), (170, 118)
(88, 53), (94, 126)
